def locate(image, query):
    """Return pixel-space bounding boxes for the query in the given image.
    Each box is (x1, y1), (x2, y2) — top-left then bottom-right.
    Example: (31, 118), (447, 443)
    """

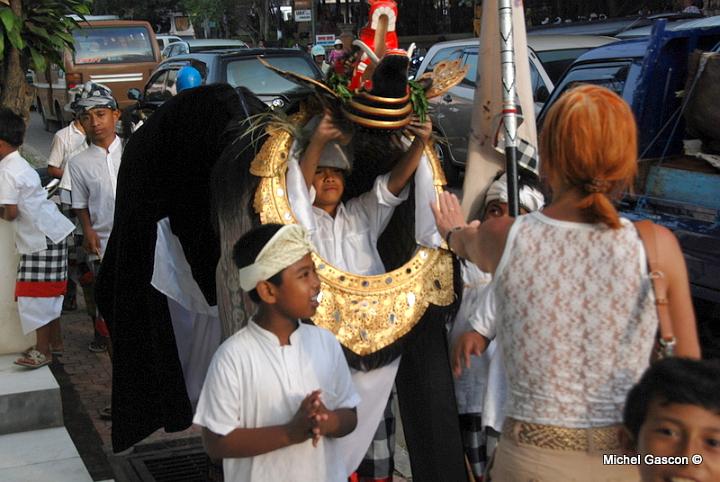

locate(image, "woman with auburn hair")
(432, 85), (700, 480)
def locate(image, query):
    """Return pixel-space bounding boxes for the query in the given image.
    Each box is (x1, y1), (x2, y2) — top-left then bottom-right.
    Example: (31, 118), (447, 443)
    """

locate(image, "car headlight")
(271, 98), (285, 109)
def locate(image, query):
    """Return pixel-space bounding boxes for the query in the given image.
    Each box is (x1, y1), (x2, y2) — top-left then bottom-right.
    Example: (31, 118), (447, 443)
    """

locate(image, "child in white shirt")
(194, 223), (360, 481)
(0, 108), (74, 368)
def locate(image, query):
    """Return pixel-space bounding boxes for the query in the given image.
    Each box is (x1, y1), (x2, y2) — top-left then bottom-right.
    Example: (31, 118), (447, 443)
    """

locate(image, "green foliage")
(327, 71), (352, 103)
(0, 0), (92, 72)
(408, 79), (429, 123)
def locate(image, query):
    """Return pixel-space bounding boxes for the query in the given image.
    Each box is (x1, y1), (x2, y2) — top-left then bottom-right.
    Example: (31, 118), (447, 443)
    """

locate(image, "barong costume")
(98, 5), (471, 478)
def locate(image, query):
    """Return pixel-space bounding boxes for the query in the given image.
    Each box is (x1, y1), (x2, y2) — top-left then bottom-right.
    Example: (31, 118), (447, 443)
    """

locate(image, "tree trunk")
(0, 0), (33, 121)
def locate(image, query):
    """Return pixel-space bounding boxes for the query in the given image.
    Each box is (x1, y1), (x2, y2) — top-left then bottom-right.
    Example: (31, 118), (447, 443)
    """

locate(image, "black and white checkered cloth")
(460, 413), (488, 481)
(356, 391), (396, 480)
(17, 237), (69, 282)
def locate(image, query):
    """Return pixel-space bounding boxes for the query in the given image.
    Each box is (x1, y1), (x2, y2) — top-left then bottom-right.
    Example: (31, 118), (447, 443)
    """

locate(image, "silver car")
(416, 35), (616, 185)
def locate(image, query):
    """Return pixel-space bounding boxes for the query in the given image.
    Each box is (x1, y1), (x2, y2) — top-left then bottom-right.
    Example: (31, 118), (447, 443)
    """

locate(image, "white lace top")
(489, 212), (658, 427)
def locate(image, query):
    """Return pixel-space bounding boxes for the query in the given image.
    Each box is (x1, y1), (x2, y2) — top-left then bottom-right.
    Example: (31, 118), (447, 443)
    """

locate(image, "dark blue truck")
(538, 20), (720, 358)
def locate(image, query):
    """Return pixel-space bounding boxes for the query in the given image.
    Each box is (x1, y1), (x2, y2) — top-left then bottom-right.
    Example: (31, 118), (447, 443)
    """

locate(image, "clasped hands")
(287, 390), (336, 448)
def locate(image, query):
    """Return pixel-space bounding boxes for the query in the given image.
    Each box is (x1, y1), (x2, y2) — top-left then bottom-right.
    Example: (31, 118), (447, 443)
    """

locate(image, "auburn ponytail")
(576, 192), (622, 229)
(540, 85), (637, 229)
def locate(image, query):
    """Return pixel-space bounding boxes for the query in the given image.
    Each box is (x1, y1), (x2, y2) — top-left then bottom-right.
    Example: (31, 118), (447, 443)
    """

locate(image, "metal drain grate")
(129, 447), (209, 481)
(112, 440), (223, 482)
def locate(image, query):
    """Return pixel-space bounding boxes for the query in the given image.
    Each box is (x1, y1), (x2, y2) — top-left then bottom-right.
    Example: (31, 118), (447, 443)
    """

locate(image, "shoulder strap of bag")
(635, 220), (676, 353)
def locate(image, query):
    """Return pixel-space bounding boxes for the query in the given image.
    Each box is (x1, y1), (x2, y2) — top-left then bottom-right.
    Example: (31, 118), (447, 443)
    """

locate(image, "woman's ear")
(618, 426), (637, 455)
(256, 280), (277, 304)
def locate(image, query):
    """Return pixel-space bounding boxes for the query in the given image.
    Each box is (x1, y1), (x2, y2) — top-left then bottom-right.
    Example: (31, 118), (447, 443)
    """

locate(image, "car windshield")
(425, 46), (468, 72)
(225, 56), (316, 94)
(73, 27), (155, 65)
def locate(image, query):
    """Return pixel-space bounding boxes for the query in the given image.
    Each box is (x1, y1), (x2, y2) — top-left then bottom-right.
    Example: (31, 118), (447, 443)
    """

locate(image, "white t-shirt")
(0, 151), (74, 254)
(194, 320), (361, 482)
(309, 174), (408, 275)
(69, 136), (122, 257)
(47, 122), (87, 193)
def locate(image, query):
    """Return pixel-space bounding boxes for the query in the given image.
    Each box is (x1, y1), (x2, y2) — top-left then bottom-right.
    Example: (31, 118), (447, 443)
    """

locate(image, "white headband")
(485, 173), (545, 213)
(238, 224), (315, 292)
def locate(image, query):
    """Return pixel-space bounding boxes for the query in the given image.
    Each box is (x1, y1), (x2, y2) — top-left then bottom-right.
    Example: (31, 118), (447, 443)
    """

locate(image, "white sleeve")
(414, 153), (443, 248)
(468, 281), (498, 340)
(0, 170), (19, 205)
(286, 148), (318, 236)
(327, 336), (361, 411)
(69, 158), (89, 209)
(346, 173), (409, 240)
(193, 347), (243, 436)
(47, 134), (66, 169)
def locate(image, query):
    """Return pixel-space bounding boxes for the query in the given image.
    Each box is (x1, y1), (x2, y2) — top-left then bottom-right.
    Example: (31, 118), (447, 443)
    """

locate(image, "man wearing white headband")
(448, 170), (545, 480)
(194, 223), (360, 481)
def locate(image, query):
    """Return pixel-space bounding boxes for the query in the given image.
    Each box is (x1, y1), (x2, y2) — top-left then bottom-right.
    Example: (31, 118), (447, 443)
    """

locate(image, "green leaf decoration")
(327, 71), (352, 103)
(408, 80), (429, 123)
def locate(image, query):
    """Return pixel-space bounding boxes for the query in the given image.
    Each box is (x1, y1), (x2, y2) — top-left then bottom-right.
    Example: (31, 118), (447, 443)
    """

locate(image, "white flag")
(461, 0), (538, 218)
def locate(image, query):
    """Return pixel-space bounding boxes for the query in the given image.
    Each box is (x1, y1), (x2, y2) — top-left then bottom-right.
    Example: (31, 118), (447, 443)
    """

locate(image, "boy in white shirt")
(46, 93), (88, 316)
(68, 82), (122, 360)
(0, 108), (74, 368)
(447, 171), (544, 480)
(194, 223), (360, 481)
(288, 110), (432, 480)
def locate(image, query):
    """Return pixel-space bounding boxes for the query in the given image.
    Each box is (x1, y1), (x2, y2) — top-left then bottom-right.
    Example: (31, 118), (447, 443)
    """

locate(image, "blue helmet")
(176, 66), (202, 92)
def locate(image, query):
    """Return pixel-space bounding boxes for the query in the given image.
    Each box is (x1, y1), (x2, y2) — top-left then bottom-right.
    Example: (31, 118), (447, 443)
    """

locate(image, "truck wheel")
(434, 140), (461, 188)
(37, 101), (51, 132)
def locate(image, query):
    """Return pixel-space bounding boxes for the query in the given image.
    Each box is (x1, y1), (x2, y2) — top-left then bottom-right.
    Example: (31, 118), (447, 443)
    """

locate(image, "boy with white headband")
(194, 223), (360, 481)
(448, 170), (544, 479)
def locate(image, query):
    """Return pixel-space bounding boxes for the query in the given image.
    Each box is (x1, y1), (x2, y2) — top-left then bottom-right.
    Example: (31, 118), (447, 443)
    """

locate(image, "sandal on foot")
(15, 349), (50, 369)
(98, 405), (112, 420)
(22, 345), (63, 357)
(88, 340), (107, 353)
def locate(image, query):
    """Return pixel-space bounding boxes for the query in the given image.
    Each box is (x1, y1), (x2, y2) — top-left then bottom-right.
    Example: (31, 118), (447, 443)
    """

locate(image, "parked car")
(161, 38), (248, 58)
(537, 21), (720, 358)
(156, 34), (183, 52)
(129, 48), (322, 115)
(414, 34), (616, 185)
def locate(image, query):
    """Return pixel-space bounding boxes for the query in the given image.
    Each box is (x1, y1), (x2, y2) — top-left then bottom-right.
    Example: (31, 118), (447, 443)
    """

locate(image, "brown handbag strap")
(634, 220), (675, 344)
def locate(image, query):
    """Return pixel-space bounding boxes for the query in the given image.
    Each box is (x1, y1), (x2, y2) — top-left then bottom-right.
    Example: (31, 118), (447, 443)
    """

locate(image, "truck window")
(73, 26), (155, 65)
(553, 62), (630, 98)
(536, 48), (595, 84)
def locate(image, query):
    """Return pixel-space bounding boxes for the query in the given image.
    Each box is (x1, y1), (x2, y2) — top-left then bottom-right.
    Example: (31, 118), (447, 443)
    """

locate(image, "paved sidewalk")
(49, 290), (199, 481)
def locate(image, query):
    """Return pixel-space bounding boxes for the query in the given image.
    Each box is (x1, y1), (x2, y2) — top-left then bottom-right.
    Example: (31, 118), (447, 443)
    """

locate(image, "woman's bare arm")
(431, 191), (511, 273)
(654, 224), (701, 358)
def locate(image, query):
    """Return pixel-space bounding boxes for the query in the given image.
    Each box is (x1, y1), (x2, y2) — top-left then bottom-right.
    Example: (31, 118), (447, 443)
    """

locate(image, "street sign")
(315, 34), (335, 47)
(294, 9), (312, 22)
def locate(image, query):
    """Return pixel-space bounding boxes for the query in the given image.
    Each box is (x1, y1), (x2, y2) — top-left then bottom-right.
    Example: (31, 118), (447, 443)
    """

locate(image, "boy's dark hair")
(0, 108), (26, 147)
(232, 223), (285, 303)
(623, 358), (720, 439)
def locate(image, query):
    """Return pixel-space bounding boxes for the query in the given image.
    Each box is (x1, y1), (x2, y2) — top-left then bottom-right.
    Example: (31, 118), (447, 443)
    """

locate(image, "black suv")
(129, 48), (322, 113)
